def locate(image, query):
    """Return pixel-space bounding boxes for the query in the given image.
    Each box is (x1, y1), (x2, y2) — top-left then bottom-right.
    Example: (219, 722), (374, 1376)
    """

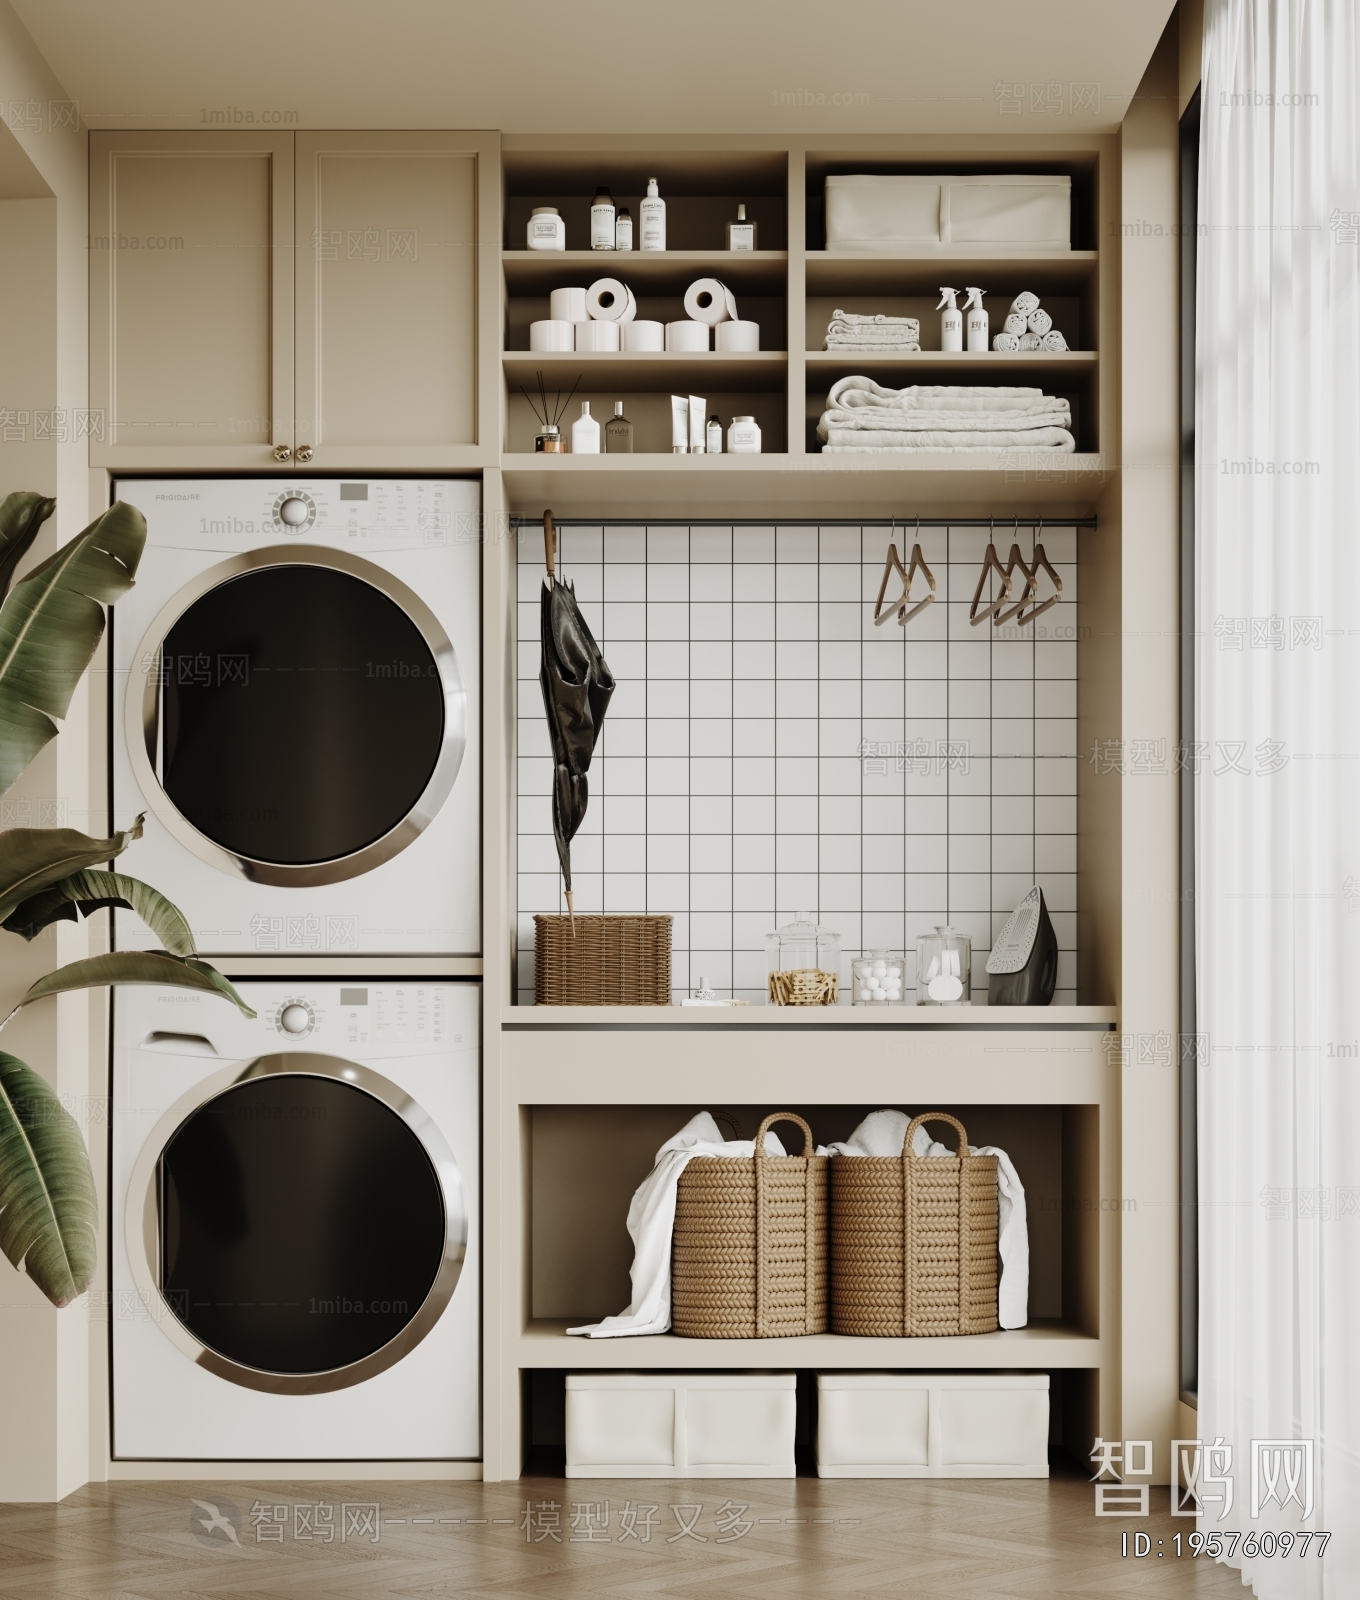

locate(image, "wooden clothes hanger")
(994, 519), (1038, 626)
(1016, 519), (1063, 626)
(970, 519), (1013, 626)
(874, 517), (936, 627)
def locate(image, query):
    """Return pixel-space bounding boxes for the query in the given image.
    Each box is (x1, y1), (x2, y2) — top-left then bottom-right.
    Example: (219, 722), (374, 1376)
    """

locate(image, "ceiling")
(14, 0), (1176, 137)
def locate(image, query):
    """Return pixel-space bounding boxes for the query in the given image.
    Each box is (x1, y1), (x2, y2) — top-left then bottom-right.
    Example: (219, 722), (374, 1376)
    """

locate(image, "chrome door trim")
(125, 545), (466, 887)
(125, 1052), (468, 1395)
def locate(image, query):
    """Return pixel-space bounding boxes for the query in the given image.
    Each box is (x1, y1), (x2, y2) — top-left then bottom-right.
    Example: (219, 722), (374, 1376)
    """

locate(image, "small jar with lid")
(915, 925), (972, 1006)
(852, 949), (906, 1006)
(534, 423), (564, 453)
(727, 415), (762, 454)
(766, 912), (841, 1006)
(526, 206), (566, 251)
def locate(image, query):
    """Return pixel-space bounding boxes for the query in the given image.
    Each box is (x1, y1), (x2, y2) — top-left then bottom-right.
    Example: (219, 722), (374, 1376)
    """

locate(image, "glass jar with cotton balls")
(852, 949), (906, 1006)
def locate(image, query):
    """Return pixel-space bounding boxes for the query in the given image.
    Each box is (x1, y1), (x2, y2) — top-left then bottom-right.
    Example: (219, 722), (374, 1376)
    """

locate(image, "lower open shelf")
(518, 1318), (1100, 1369)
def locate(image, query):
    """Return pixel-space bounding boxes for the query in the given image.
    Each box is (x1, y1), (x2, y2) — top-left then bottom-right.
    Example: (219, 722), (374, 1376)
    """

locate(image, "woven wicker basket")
(831, 1112), (999, 1337)
(533, 914), (672, 1005)
(671, 1112), (828, 1338)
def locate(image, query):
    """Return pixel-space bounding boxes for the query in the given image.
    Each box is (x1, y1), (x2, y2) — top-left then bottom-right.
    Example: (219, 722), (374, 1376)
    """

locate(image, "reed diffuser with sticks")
(522, 370), (581, 452)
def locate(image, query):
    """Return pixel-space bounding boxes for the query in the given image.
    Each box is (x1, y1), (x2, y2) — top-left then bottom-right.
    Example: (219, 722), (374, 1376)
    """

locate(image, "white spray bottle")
(937, 286), (963, 352)
(963, 286), (989, 352)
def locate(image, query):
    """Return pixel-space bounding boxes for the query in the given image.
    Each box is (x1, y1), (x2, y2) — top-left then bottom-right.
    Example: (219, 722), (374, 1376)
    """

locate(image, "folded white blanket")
(567, 1113), (787, 1338)
(1028, 308), (1053, 336)
(1011, 290), (1040, 317)
(822, 427), (1076, 451)
(992, 332), (1020, 351)
(822, 1109), (1029, 1329)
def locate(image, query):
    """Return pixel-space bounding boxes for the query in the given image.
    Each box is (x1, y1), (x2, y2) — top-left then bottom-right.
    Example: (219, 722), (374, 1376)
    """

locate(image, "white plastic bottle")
(590, 187), (616, 251)
(571, 401), (601, 454)
(727, 415), (761, 454)
(963, 286), (989, 352)
(640, 177), (666, 252)
(937, 287), (963, 352)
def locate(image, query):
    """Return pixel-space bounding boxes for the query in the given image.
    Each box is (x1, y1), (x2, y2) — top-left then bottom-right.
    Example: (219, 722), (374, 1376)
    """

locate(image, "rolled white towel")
(1040, 329), (1069, 352)
(1011, 291), (1040, 317)
(1018, 331), (1041, 350)
(992, 332), (1021, 351)
(1004, 313), (1027, 336)
(1028, 307), (1053, 336)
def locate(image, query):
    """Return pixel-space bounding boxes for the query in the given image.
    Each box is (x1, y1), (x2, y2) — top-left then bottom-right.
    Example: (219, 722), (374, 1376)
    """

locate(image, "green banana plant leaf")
(0, 492), (56, 599)
(2, 869), (196, 956)
(0, 501), (146, 798)
(0, 817), (144, 926)
(14, 951), (256, 1019)
(0, 1051), (98, 1306)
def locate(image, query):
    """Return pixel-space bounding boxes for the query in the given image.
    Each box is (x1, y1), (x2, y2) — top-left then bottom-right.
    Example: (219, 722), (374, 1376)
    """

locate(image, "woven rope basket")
(830, 1112), (999, 1337)
(671, 1112), (829, 1338)
(533, 914), (672, 1005)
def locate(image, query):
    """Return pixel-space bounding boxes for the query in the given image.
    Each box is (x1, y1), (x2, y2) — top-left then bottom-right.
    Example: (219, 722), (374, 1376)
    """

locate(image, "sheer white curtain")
(1198, 0), (1360, 1594)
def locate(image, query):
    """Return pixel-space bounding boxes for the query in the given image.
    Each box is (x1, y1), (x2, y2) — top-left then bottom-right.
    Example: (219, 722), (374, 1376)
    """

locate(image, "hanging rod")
(510, 515), (1099, 529)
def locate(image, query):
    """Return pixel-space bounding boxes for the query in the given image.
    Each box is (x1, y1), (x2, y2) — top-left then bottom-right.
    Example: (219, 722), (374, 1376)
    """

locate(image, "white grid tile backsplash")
(517, 523), (1079, 1006)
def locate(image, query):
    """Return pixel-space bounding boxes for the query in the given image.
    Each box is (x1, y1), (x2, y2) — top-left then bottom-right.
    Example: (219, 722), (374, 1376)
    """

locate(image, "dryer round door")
(125, 547), (466, 887)
(124, 1054), (467, 1394)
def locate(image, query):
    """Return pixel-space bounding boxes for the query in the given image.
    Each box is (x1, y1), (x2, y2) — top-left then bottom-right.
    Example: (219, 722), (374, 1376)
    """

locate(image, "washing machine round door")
(127, 1055), (467, 1393)
(126, 548), (466, 887)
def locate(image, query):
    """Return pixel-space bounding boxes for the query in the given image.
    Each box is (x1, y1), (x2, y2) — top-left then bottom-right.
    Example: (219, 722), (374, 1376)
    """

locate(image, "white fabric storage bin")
(566, 1373), (796, 1478)
(816, 1373), (1049, 1478)
(824, 174), (1071, 251)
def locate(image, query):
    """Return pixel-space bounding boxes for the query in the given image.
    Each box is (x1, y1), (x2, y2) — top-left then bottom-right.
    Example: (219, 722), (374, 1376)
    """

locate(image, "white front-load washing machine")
(110, 478), (480, 955)
(111, 981), (479, 1460)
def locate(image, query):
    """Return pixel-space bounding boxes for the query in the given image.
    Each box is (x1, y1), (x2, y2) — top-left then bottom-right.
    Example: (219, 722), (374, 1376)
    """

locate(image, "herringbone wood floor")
(0, 1468), (1248, 1599)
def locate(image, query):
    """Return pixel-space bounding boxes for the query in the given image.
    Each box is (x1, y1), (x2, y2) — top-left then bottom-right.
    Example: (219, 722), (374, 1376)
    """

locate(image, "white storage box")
(566, 1373), (795, 1478)
(816, 1373), (1049, 1478)
(824, 174), (1071, 251)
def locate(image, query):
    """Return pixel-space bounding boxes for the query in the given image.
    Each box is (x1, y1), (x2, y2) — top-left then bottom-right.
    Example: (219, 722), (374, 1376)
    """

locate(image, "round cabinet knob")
(278, 496), (310, 527)
(280, 1004), (311, 1034)
(296, 445), (314, 463)
(272, 445), (292, 462)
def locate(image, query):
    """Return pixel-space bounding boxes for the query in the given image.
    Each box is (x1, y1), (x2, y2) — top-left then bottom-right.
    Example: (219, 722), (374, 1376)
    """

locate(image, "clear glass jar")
(852, 949), (906, 1006)
(534, 424), (564, 453)
(916, 925), (972, 1006)
(766, 912), (840, 1006)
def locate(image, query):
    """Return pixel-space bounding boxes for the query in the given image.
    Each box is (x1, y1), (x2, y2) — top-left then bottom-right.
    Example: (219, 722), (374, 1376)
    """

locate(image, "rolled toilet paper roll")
(621, 319), (665, 351)
(575, 318), (621, 352)
(529, 319), (575, 352)
(665, 320), (710, 352)
(684, 278), (734, 326)
(549, 286), (589, 323)
(587, 278), (635, 322)
(713, 319), (760, 352)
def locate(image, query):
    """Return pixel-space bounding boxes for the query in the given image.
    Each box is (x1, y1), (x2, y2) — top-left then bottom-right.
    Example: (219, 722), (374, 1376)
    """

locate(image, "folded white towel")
(826, 332), (923, 348)
(825, 375), (1063, 412)
(1040, 329), (1069, 352)
(567, 1112), (788, 1338)
(1028, 308), (1053, 336)
(1011, 290), (1040, 317)
(1018, 331), (1041, 350)
(829, 308), (921, 331)
(822, 426), (1076, 451)
(822, 1109), (1029, 1329)
(992, 332), (1021, 352)
(1004, 313), (1027, 336)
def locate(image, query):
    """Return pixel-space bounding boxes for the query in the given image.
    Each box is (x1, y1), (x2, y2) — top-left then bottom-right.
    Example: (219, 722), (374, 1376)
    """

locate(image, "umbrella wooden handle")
(543, 510), (556, 583)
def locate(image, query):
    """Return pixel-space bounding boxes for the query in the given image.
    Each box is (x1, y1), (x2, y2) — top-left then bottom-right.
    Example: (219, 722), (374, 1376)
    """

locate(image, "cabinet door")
(295, 132), (494, 468)
(89, 132), (294, 468)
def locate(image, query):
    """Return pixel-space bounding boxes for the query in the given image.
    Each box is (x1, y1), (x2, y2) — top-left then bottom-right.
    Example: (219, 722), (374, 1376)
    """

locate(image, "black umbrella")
(538, 510), (615, 923)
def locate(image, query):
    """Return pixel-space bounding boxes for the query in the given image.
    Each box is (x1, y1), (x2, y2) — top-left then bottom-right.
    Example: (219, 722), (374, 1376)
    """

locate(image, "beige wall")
(0, 0), (100, 1503)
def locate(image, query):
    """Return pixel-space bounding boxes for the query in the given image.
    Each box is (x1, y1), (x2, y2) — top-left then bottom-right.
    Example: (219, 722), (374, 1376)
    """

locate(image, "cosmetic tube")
(670, 394), (689, 453)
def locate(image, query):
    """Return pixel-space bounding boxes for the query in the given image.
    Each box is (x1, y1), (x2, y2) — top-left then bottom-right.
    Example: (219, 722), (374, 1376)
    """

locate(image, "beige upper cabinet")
(90, 130), (497, 469)
(89, 132), (294, 467)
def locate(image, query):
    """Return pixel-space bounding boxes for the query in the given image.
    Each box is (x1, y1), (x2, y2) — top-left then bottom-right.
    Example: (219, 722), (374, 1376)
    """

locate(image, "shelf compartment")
(502, 349), (787, 393)
(503, 249), (788, 295)
(806, 350), (1097, 379)
(517, 1319), (1100, 1370)
(806, 250), (1099, 296)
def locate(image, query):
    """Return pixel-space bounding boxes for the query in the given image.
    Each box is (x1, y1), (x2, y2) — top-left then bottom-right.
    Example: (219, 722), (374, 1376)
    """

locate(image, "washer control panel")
(258, 985), (462, 1050)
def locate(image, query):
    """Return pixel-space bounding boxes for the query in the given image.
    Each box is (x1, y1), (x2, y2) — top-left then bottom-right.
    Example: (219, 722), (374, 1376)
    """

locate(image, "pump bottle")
(937, 287), (963, 352)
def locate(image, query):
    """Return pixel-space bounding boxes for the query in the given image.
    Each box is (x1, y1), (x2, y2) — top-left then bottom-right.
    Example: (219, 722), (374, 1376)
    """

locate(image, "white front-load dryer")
(110, 478), (480, 956)
(111, 981), (479, 1460)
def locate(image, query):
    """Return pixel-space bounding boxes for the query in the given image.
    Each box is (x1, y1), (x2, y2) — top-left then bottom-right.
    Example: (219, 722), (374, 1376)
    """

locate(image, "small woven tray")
(533, 914), (672, 1005)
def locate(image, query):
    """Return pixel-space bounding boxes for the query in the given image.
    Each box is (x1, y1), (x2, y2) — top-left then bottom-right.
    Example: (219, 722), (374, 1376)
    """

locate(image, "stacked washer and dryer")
(109, 479), (481, 1461)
